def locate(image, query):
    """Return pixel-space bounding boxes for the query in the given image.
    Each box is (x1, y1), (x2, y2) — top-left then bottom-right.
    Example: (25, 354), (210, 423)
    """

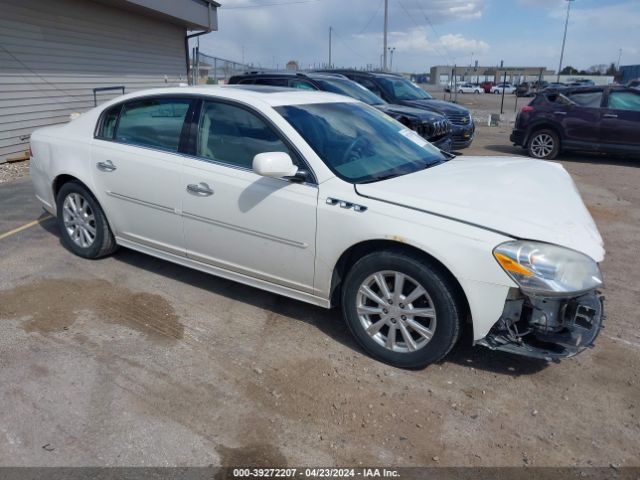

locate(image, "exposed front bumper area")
(477, 288), (604, 361)
(451, 122), (475, 150)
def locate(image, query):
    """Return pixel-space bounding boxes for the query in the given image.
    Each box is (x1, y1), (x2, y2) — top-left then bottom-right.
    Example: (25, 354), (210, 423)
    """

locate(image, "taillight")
(521, 105), (535, 113)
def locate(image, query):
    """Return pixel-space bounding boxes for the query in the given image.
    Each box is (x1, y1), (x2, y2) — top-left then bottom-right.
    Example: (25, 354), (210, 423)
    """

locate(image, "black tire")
(341, 250), (462, 369)
(527, 129), (560, 160)
(56, 181), (118, 259)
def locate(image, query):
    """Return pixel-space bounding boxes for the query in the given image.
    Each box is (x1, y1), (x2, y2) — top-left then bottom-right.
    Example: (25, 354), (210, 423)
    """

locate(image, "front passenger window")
(197, 101), (292, 169)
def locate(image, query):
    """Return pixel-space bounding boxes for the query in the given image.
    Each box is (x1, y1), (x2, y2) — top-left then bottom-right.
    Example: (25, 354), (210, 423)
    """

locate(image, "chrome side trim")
(106, 191), (174, 214)
(115, 236), (329, 308)
(182, 210), (309, 249)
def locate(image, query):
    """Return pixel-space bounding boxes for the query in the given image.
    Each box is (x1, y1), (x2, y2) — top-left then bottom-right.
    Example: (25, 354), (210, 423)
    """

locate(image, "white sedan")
(491, 83), (517, 94)
(457, 83), (484, 94)
(30, 86), (605, 368)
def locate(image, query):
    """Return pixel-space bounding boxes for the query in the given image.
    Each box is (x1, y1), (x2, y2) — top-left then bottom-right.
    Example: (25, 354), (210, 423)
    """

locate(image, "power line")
(413, 0), (454, 64)
(357, 0), (384, 35)
(395, 0), (451, 65)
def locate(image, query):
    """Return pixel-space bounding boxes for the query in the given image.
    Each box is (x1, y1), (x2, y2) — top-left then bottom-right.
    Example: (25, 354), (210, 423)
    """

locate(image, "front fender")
(315, 179), (517, 341)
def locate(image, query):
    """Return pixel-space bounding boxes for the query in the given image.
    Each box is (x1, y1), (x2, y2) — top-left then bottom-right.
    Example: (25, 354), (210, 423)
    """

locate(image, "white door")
(91, 96), (194, 255)
(182, 100), (318, 293)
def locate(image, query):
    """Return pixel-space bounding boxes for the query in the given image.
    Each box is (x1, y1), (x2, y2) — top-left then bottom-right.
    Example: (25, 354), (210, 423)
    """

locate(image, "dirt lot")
(0, 127), (639, 468)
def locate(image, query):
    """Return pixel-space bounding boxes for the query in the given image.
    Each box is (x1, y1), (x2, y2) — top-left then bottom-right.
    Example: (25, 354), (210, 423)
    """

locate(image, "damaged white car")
(29, 86), (604, 368)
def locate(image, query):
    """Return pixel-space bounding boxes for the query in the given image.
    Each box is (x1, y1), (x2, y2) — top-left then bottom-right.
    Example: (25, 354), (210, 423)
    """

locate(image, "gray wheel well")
(52, 174), (85, 198)
(330, 240), (470, 319)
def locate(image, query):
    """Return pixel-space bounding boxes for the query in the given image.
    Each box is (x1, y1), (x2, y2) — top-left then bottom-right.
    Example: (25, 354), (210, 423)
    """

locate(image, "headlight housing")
(493, 241), (602, 296)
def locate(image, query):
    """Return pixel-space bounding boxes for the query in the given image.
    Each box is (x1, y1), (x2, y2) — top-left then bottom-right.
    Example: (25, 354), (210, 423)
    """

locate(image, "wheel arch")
(329, 239), (470, 320)
(524, 121), (564, 148)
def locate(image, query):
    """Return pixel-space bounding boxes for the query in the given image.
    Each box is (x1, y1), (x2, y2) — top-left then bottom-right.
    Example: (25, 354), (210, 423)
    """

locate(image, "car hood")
(355, 156), (604, 261)
(400, 99), (470, 116)
(376, 104), (447, 122)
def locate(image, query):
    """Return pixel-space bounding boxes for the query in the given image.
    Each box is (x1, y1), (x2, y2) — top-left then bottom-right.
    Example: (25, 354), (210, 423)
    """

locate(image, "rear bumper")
(510, 128), (526, 146)
(477, 289), (604, 361)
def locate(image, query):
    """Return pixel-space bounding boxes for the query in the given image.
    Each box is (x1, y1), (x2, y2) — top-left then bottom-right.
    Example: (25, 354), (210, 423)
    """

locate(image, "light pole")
(388, 47), (396, 71)
(557, 0), (575, 83)
(617, 48), (622, 70)
(383, 0), (389, 71)
(328, 26), (332, 68)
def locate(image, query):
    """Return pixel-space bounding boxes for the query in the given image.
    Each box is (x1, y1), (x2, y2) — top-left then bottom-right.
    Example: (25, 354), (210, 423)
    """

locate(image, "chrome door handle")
(96, 160), (116, 172)
(187, 183), (214, 196)
(553, 111), (567, 115)
(603, 113), (618, 118)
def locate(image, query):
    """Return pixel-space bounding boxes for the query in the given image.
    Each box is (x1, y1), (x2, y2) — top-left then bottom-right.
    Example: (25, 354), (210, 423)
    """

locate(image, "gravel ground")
(0, 127), (638, 468)
(0, 160), (30, 184)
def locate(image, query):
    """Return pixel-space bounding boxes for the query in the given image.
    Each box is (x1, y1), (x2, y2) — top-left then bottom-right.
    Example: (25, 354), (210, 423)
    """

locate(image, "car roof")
(99, 85), (358, 109)
(316, 69), (405, 79)
(232, 71), (348, 80)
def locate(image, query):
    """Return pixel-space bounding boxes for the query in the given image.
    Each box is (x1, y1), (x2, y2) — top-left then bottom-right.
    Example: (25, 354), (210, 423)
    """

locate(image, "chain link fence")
(191, 51), (253, 85)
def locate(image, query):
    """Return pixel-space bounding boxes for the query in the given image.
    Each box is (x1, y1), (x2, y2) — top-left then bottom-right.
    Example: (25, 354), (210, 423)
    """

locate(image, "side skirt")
(115, 237), (332, 309)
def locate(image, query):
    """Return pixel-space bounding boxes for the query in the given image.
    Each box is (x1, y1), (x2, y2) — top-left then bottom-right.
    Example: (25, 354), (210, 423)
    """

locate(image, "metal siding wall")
(0, 0), (188, 161)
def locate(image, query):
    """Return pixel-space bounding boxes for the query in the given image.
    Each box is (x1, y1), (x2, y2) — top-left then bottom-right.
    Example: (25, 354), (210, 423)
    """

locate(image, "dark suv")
(511, 86), (640, 159)
(229, 71), (453, 151)
(317, 70), (475, 149)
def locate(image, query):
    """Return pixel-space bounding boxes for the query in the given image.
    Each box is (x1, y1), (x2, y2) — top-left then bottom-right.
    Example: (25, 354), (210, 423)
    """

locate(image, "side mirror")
(252, 152), (298, 178)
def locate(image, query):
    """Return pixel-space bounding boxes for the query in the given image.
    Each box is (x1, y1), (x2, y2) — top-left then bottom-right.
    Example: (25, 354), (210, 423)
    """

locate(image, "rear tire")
(527, 129), (560, 160)
(56, 181), (118, 259)
(341, 250), (462, 369)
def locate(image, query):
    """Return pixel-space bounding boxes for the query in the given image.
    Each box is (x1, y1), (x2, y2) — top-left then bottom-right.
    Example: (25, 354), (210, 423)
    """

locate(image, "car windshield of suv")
(378, 77), (433, 101)
(276, 102), (446, 184)
(313, 78), (385, 106)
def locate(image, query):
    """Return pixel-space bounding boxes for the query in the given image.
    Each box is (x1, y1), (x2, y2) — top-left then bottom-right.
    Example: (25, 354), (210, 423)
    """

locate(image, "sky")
(196, 0), (640, 73)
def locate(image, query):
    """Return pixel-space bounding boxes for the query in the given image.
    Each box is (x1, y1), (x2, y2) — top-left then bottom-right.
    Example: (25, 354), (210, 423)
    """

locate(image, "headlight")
(493, 241), (602, 295)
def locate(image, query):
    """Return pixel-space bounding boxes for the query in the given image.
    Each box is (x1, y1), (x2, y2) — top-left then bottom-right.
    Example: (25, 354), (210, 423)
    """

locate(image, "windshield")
(378, 77), (433, 101)
(313, 78), (385, 106)
(275, 102), (446, 184)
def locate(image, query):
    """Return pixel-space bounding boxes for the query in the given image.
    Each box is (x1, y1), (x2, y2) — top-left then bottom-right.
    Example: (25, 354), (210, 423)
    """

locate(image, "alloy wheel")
(62, 192), (96, 248)
(530, 133), (555, 158)
(356, 271), (437, 353)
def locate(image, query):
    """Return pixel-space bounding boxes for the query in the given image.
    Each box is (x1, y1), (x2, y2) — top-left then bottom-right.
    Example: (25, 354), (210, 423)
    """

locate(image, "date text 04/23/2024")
(232, 468), (400, 478)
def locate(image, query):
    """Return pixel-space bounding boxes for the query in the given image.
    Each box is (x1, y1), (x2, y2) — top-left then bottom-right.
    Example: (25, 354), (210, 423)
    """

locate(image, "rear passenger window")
(254, 78), (288, 87)
(197, 101), (292, 169)
(608, 91), (640, 111)
(567, 91), (603, 108)
(290, 80), (317, 90)
(115, 98), (192, 152)
(96, 104), (121, 140)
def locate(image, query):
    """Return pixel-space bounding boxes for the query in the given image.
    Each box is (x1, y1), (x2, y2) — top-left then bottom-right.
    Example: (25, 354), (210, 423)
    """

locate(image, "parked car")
(544, 82), (567, 90)
(319, 70), (475, 149)
(455, 82), (483, 94)
(229, 71), (452, 151)
(490, 83), (516, 94)
(479, 81), (494, 93)
(626, 79), (640, 89)
(30, 86), (605, 368)
(567, 79), (596, 87)
(511, 86), (640, 159)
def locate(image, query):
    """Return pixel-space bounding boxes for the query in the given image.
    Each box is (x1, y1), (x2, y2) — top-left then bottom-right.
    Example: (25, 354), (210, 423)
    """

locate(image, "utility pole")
(383, 0), (389, 71)
(617, 48), (622, 70)
(557, 0), (575, 83)
(328, 27), (332, 68)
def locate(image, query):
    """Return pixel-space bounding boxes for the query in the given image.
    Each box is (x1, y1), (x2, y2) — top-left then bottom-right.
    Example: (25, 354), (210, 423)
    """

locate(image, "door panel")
(183, 161), (317, 292)
(182, 99), (318, 293)
(600, 90), (640, 148)
(91, 97), (193, 255)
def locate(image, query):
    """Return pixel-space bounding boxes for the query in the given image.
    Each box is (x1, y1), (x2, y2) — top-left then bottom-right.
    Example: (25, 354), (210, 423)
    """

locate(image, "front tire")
(341, 250), (462, 369)
(527, 129), (560, 160)
(56, 181), (117, 259)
